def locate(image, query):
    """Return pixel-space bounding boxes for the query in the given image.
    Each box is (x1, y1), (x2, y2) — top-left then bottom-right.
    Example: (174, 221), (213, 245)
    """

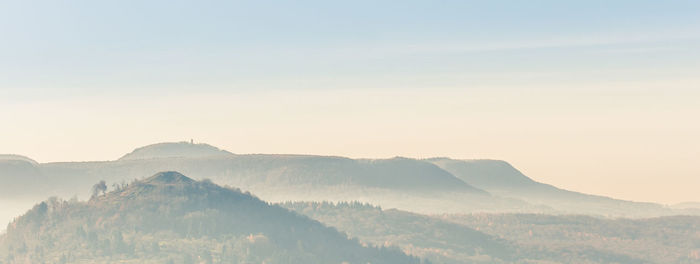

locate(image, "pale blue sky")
(1, 0), (699, 98)
(1, 1), (699, 203)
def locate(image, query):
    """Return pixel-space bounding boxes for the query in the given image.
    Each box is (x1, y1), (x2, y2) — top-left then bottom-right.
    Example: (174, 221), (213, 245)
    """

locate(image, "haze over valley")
(2, 142), (700, 263)
(2, 142), (694, 223)
(2, 1), (699, 263)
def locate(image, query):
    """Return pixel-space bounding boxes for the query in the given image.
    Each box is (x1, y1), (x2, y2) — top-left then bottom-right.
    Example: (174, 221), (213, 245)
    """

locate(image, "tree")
(91, 180), (107, 198)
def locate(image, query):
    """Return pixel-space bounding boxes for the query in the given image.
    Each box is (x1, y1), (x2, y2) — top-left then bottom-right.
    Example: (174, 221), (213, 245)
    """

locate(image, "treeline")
(0, 173), (424, 264)
(281, 200), (381, 212)
(283, 201), (699, 263)
(444, 213), (700, 264)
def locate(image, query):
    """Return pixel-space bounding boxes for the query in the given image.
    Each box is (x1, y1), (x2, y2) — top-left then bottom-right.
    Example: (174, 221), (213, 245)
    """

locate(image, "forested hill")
(428, 158), (676, 217)
(118, 142), (235, 160)
(0, 157), (44, 197)
(0, 155), (38, 165)
(2, 142), (692, 218)
(22, 143), (485, 199)
(0, 171), (422, 264)
(281, 201), (650, 264)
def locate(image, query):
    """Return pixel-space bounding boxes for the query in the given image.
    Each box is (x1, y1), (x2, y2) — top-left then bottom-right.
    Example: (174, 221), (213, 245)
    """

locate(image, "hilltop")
(0, 155), (44, 198)
(0, 142), (690, 218)
(427, 158), (538, 189)
(282, 201), (668, 264)
(0, 154), (38, 165)
(0, 172), (421, 264)
(118, 142), (235, 160)
(30, 143), (489, 200)
(428, 158), (672, 217)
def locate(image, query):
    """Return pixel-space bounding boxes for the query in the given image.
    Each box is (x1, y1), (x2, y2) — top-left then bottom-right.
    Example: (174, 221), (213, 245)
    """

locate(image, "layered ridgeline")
(426, 158), (686, 217)
(442, 214), (700, 264)
(5, 142), (531, 218)
(72, 142), (482, 193)
(283, 202), (700, 264)
(282, 201), (519, 264)
(1, 142), (694, 218)
(0, 172), (421, 264)
(0, 155), (44, 197)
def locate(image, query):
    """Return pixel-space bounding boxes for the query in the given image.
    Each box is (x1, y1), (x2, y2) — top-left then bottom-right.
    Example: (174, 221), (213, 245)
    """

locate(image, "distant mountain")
(671, 202), (700, 210)
(26, 153), (502, 215)
(282, 201), (518, 264)
(428, 158), (673, 217)
(0, 154), (44, 230)
(0, 172), (422, 264)
(113, 142), (481, 191)
(426, 159), (537, 189)
(0, 154), (38, 165)
(444, 213), (700, 264)
(0, 142), (688, 218)
(28, 145), (487, 198)
(283, 201), (652, 264)
(4, 145), (525, 223)
(0, 155), (45, 197)
(118, 142), (235, 160)
(206, 155), (484, 192)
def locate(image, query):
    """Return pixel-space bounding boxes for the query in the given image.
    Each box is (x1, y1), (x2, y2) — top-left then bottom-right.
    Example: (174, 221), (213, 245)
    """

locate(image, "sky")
(1, 0), (699, 204)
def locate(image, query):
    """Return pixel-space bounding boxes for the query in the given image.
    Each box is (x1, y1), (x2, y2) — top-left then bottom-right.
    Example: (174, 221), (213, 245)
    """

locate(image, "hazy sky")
(1, 1), (699, 204)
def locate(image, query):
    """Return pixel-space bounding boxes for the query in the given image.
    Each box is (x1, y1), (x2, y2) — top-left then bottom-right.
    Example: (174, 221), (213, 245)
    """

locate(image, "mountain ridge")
(427, 158), (672, 216)
(0, 142), (690, 218)
(0, 154), (38, 165)
(118, 142), (235, 161)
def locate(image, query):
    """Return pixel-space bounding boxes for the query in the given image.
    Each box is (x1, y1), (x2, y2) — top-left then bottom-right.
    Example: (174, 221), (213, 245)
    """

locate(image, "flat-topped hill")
(0, 154), (38, 165)
(118, 142), (235, 160)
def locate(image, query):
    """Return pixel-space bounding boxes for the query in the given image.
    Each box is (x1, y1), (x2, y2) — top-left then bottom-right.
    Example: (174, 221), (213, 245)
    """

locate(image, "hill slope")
(109, 142), (484, 193)
(2, 142), (687, 217)
(282, 202), (649, 264)
(118, 142), (235, 160)
(29, 149), (487, 198)
(443, 213), (700, 264)
(0, 155), (45, 197)
(427, 159), (537, 189)
(282, 201), (518, 264)
(0, 172), (421, 264)
(0, 155), (38, 165)
(428, 158), (673, 217)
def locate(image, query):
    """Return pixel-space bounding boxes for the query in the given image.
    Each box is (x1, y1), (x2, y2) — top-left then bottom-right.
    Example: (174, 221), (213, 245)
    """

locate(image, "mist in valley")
(2, 142), (699, 263)
(2, 0), (700, 263)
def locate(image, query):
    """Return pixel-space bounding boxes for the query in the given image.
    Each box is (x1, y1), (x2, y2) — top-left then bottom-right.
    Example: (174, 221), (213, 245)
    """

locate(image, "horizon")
(2, 140), (698, 206)
(3, 2), (700, 263)
(2, 1), (699, 205)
